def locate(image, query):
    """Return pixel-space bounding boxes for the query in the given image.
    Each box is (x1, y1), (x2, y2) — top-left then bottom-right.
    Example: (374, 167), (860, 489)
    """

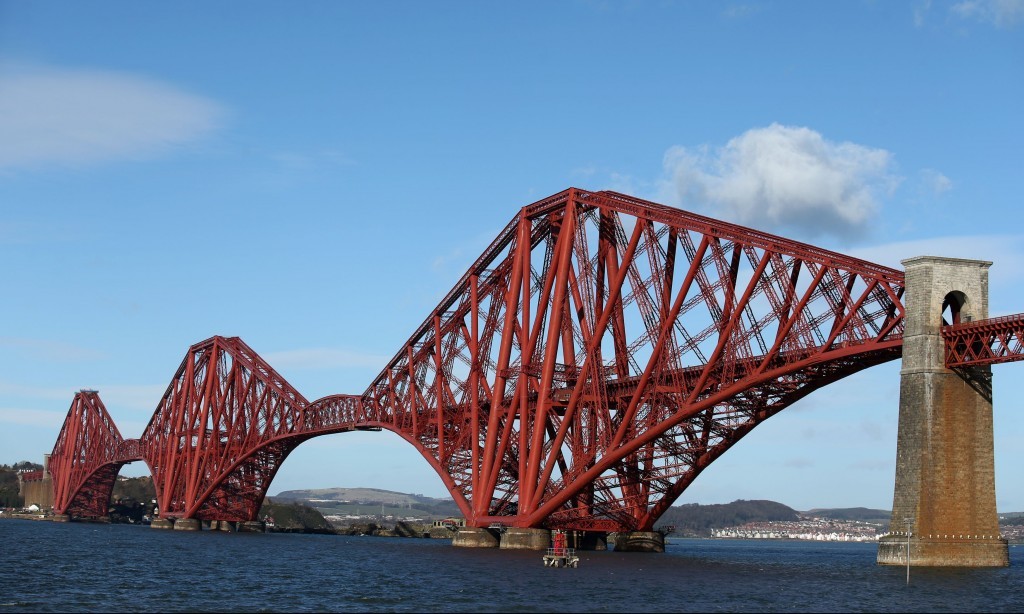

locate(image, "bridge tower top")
(900, 256), (991, 374)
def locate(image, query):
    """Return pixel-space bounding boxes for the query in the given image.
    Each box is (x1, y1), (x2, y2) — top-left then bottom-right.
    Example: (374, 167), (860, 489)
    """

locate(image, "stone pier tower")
(877, 256), (1008, 567)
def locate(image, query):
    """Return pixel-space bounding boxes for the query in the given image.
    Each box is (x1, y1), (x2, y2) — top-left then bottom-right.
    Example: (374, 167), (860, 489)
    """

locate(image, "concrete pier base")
(451, 527), (500, 548)
(613, 531), (665, 553)
(878, 535), (1009, 567)
(172, 518), (202, 531)
(500, 527), (550, 550)
(577, 531), (608, 551)
(150, 518), (174, 530)
(215, 521), (236, 532)
(236, 521), (265, 533)
(51, 514), (71, 523)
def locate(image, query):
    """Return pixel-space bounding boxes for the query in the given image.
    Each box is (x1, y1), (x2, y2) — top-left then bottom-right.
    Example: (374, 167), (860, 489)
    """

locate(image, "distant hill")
(803, 507), (891, 523)
(273, 487), (461, 519)
(274, 487), (449, 507)
(259, 500), (335, 533)
(655, 500), (801, 536)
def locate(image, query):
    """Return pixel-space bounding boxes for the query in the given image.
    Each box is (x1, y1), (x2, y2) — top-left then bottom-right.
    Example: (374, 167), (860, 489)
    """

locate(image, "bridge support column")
(452, 527), (500, 548)
(499, 527), (550, 550)
(150, 518), (174, 530)
(172, 518), (202, 531)
(612, 531), (665, 552)
(878, 256), (1008, 567)
(237, 521), (266, 533)
(51, 514), (71, 523)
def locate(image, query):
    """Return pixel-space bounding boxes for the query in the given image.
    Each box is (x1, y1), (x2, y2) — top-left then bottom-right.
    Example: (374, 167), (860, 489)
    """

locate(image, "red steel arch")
(361, 188), (905, 530)
(50, 188), (911, 531)
(50, 391), (129, 517)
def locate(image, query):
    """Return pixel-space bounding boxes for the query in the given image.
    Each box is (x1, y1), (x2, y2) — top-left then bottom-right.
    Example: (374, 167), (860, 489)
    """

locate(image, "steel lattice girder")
(360, 188), (907, 531)
(49, 391), (125, 516)
(139, 336), (313, 520)
(944, 313), (1024, 368)
(50, 188), (911, 532)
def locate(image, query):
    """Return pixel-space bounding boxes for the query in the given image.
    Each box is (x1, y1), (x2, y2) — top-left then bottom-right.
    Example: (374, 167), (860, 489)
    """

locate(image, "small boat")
(542, 530), (579, 568)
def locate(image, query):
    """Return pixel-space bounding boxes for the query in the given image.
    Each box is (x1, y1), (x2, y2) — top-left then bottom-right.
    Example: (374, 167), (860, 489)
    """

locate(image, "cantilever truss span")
(50, 188), (913, 531)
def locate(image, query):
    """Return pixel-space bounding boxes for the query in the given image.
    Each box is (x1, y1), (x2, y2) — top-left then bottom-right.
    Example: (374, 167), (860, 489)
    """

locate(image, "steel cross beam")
(944, 313), (1024, 368)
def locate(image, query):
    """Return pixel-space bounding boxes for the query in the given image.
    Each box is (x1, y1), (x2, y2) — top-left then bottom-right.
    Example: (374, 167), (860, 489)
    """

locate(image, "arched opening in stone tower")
(942, 290), (969, 326)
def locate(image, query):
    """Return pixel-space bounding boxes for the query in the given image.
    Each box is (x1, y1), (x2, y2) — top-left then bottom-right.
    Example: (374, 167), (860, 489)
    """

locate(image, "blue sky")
(1, 1), (1022, 512)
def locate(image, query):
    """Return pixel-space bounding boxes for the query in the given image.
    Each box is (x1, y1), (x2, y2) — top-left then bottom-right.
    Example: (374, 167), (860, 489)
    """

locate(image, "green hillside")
(656, 500), (800, 536)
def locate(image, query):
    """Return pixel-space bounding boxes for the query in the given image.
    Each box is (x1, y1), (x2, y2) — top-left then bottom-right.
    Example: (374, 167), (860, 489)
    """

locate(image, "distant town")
(711, 518), (884, 542)
(704, 517), (1024, 543)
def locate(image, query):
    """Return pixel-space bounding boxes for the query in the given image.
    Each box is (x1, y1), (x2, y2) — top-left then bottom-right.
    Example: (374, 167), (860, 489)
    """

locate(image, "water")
(1, 520), (1022, 613)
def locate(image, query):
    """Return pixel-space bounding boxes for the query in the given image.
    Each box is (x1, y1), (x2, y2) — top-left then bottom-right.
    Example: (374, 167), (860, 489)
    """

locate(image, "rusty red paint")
(50, 188), (915, 532)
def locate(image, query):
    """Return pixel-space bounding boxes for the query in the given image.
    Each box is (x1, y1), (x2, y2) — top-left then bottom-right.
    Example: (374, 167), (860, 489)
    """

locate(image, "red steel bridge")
(47, 188), (1024, 533)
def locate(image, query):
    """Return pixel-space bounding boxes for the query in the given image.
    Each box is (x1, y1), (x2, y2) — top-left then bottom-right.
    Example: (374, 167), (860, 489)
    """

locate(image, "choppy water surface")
(0, 520), (1021, 612)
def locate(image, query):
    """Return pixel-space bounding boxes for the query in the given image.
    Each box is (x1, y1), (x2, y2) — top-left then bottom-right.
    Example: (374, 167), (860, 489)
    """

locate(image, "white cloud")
(658, 124), (900, 242)
(93, 384), (168, 413)
(0, 381), (77, 402)
(0, 63), (224, 171)
(919, 168), (953, 196)
(849, 234), (1024, 280)
(850, 234), (1024, 316)
(0, 407), (68, 428)
(263, 348), (391, 371)
(431, 246), (468, 273)
(722, 4), (762, 19)
(915, 0), (934, 27)
(0, 380), (165, 413)
(951, 0), (1024, 28)
(0, 337), (105, 362)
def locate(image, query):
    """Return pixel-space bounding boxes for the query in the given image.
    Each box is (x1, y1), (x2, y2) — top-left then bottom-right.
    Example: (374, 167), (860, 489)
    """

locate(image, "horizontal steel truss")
(50, 188), (909, 532)
(944, 313), (1024, 368)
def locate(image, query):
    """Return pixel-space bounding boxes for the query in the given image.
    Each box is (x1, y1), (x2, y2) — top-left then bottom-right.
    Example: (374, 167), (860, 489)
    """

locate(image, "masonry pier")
(452, 526), (500, 548)
(877, 256), (1009, 567)
(612, 531), (665, 553)
(500, 527), (550, 550)
(450, 528), (622, 552)
(172, 518), (202, 531)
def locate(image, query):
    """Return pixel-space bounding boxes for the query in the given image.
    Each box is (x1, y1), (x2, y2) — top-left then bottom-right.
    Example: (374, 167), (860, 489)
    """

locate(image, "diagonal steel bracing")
(359, 188), (908, 530)
(944, 313), (1024, 368)
(51, 188), (923, 531)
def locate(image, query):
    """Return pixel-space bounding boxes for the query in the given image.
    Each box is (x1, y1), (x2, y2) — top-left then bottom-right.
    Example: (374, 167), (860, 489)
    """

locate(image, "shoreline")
(4, 514), (1020, 545)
